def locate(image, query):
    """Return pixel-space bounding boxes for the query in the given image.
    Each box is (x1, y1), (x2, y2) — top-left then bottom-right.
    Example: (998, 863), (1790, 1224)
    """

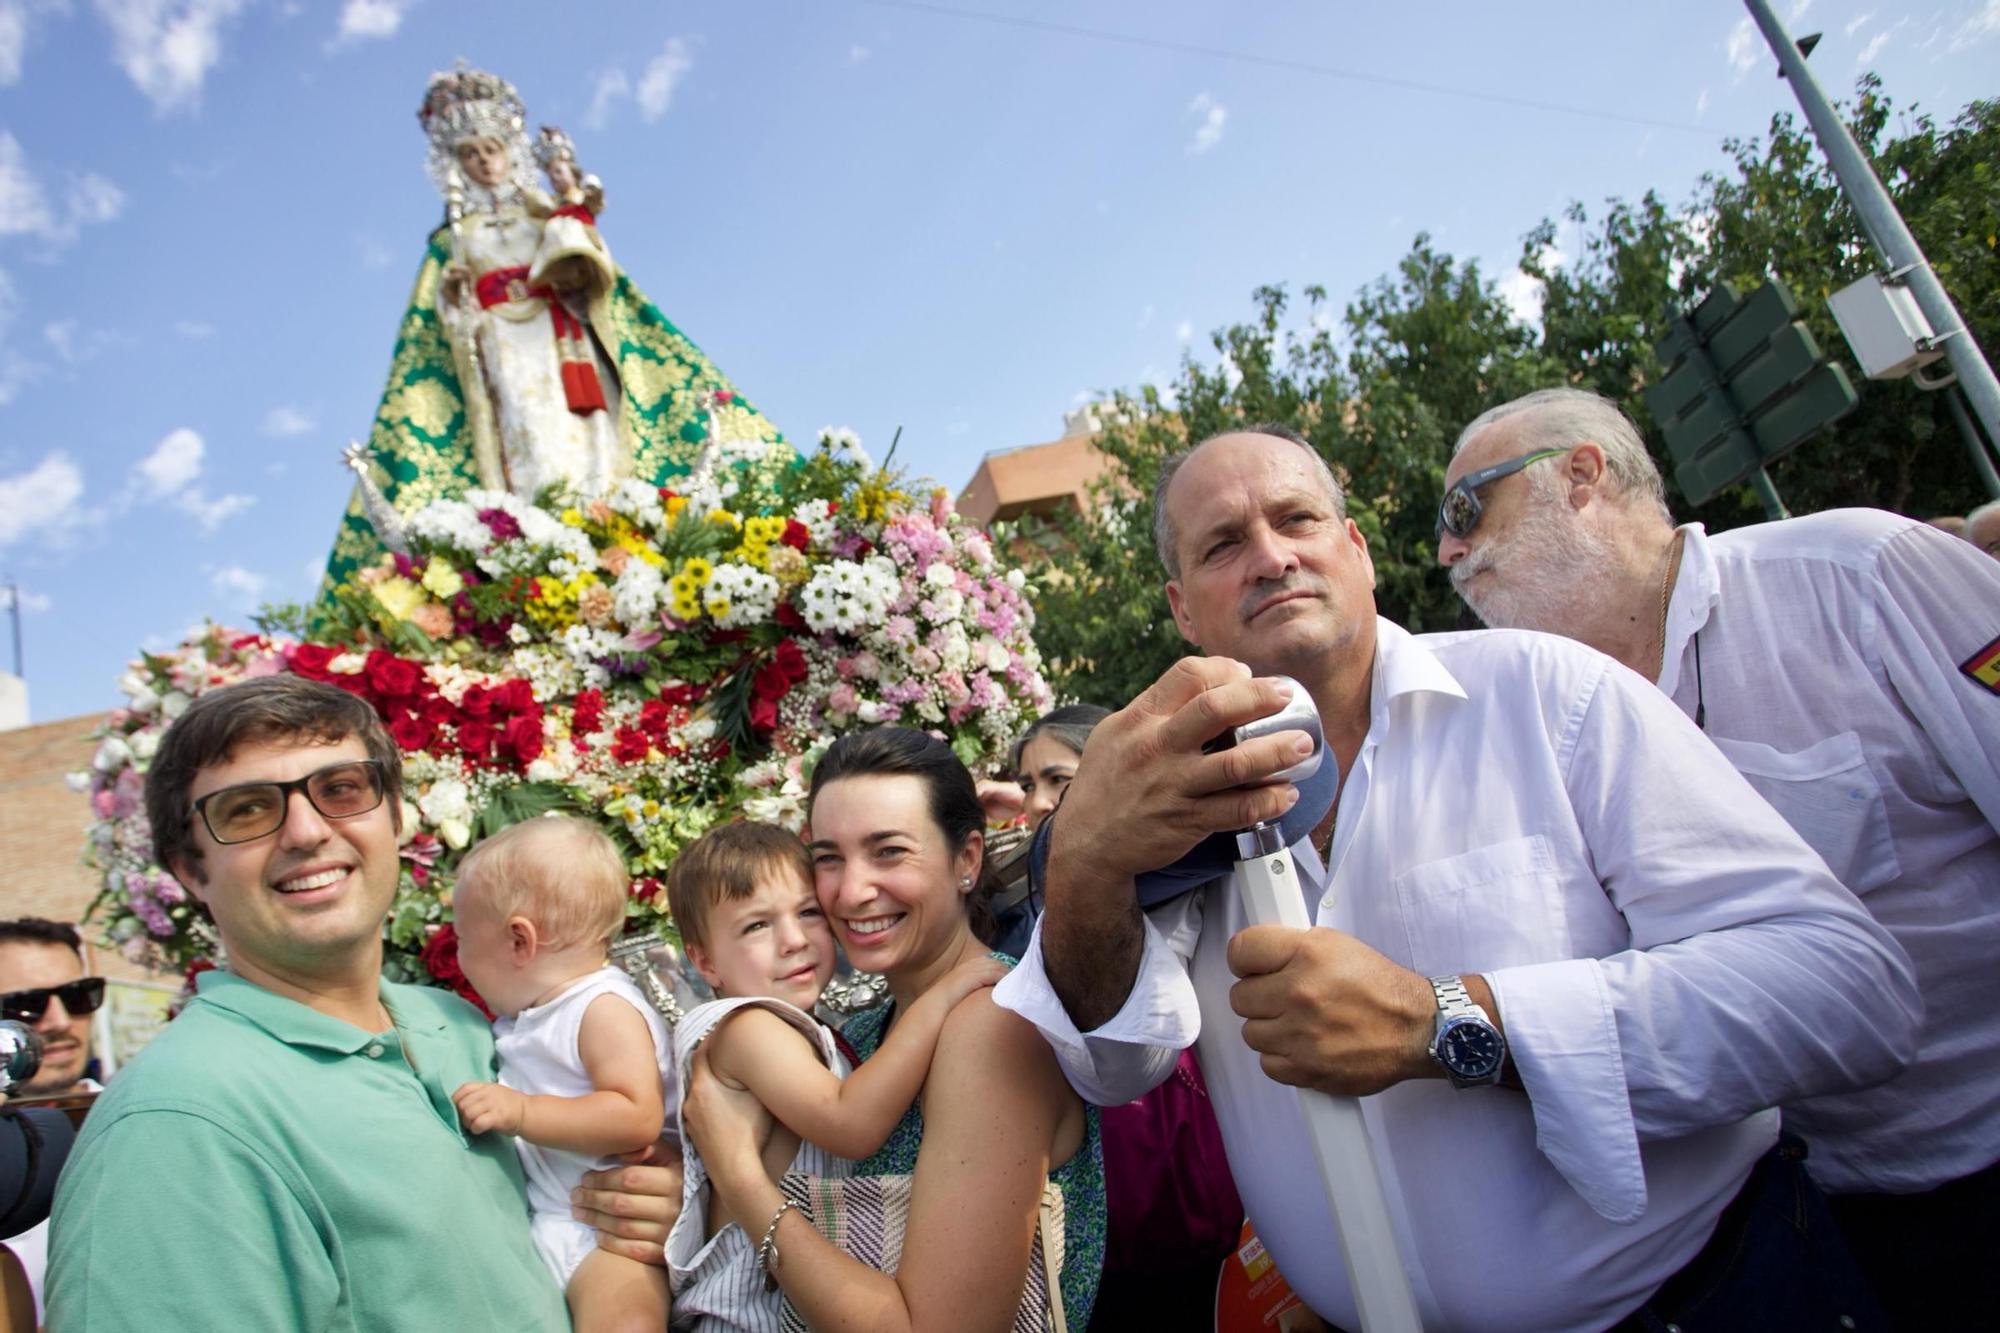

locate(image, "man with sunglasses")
(0, 920), (103, 1100)
(0, 919), (104, 1321)
(1440, 386), (2000, 1329)
(47, 674), (678, 1331)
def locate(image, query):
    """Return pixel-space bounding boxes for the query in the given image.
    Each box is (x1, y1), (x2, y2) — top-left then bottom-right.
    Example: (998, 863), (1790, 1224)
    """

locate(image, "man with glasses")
(1439, 387), (2000, 1329)
(47, 674), (676, 1330)
(997, 423), (1917, 1331)
(0, 918), (105, 1320)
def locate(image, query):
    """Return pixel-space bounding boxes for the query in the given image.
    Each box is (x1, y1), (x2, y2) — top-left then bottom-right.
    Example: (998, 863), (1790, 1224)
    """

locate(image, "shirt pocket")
(1391, 834), (1567, 977)
(1709, 731), (1901, 895)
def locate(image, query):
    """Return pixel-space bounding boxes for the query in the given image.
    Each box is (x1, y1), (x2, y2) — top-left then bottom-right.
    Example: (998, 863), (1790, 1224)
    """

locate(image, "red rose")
(572, 688), (606, 734)
(503, 714), (545, 767)
(364, 651), (424, 700)
(457, 720), (498, 761)
(388, 711), (436, 751)
(639, 698), (673, 737)
(780, 519), (811, 551)
(421, 694), (459, 725)
(494, 678), (536, 715)
(420, 924), (494, 1020)
(611, 726), (652, 765)
(775, 601), (807, 631)
(288, 643), (339, 680)
(749, 694), (780, 733)
(459, 684), (494, 719)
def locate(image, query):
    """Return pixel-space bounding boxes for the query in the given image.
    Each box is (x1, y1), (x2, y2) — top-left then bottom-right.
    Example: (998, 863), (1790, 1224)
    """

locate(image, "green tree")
(1531, 77), (1999, 522)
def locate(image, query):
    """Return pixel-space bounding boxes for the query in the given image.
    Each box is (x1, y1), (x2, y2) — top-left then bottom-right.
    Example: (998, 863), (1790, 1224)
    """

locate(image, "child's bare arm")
(717, 959), (1006, 1160)
(453, 994), (664, 1156)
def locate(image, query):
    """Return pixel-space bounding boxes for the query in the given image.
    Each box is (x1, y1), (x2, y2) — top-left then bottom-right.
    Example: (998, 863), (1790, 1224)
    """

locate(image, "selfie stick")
(1223, 685), (1423, 1333)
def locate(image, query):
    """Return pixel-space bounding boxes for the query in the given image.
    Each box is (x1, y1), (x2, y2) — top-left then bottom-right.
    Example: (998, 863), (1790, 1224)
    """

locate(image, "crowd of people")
(11, 388), (2000, 1332)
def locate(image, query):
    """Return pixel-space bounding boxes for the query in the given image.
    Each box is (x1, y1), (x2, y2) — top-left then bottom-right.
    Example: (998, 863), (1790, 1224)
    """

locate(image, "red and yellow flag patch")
(1961, 634), (2000, 695)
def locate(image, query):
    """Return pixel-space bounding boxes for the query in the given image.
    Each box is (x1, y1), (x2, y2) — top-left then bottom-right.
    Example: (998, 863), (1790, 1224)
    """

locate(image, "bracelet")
(757, 1198), (796, 1291)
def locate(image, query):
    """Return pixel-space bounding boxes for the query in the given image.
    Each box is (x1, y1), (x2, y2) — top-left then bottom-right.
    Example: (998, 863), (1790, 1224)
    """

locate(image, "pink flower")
(883, 616), (917, 644)
(828, 683), (859, 714)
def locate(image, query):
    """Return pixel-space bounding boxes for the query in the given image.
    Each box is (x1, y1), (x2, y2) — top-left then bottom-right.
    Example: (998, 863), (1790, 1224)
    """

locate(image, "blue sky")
(1, 0), (1995, 723)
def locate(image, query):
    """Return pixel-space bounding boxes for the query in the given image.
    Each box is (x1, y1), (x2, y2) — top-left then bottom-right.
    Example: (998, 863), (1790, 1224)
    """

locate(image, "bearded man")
(1440, 387), (2000, 1329)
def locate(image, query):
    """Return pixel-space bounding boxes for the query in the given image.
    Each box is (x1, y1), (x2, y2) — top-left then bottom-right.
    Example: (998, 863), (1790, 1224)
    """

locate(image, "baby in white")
(451, 816), (673, 1333)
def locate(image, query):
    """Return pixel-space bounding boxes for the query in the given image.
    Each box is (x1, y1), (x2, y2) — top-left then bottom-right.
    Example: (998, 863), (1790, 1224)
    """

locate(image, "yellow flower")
(373, 576), (427, 621)
(704, 596), (732, 619)
(665, 495), (689, 521)
(560, 507), (586, 528)
(420, 557), (464, 600)
(671, 593), (701, 621)
(707, 509), (742, 529)
(668, 572), (699, 600)
(681, 557), (714, 586)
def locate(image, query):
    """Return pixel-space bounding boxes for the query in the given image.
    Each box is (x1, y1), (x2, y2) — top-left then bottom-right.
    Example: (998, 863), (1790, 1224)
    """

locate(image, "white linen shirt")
(994, 618), (1918, 1333)
(1662, 511), (2000, 1194)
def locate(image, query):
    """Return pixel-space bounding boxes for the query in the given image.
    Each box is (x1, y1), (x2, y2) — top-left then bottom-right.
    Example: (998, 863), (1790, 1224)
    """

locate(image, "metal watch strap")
(1430, 975), (1480, 1018)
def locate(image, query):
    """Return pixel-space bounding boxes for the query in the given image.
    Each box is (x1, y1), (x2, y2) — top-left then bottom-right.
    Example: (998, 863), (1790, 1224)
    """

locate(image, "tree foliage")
(1018, 80), (1997, 708)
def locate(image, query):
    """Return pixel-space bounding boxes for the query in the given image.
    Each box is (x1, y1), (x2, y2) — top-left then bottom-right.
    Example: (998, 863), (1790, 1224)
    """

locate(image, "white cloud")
(1185, 91), (1226, 155)
(43, 318), (118, 364)
(333, 0), (407, 44)
(134, 426), (204, 496)
(1725, 18), (1759, 80)
(210, 564), (268, 602)
(848, 42), (869, 64)
(354, 235), (392, 269)
(0, 1), (28, 87)
(0, 453), (84, 547)
(173, 318), (214, 338)
(0, 133), (125, 247)
(261, 404), (314, 437)
(635, 38), (693, 121)
(1948, 1), (1998, 52)
(1856, 28), (1892, 63)
(1498, 242), (1565, 327)
(175, 487), (253, 532)
(0, 586), (53, 612)
(1694, 87), (1709, 117)
(93, 0), (253, 115)
(1845, 12), (1874, 39)
(585, 68), (629, 131)
(1175, 319), (1193, 342)
(1786, 0), (1812, 20)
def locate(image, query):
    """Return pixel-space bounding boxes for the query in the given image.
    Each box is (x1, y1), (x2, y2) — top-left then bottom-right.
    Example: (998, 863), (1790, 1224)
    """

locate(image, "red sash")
(473, 264), (608, 415)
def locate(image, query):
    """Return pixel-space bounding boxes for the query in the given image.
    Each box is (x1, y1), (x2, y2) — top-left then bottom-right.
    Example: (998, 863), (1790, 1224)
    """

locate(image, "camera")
(0, 1020), (42, 1098)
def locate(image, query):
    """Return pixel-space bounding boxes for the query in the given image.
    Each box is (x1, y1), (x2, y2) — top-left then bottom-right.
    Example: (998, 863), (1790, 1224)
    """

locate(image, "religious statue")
(317, 63), (785, 617)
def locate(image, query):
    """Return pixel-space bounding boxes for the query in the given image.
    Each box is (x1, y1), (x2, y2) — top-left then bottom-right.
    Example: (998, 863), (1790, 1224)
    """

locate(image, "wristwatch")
(1427, 975), (1506, 1088)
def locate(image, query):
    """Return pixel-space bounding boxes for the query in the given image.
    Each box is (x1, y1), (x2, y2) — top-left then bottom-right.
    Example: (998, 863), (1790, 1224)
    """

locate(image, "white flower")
(923, 562), (956, 590)
(857, 700), (886, 724)
(418, 777), (473, 829)
(704, 563), (780, 629)
(684, 718), (718, 743)
(982, 638), (1010, 673)
(438, 818), (473, 850)
(92, 737), (133, 772)
(507, 622), (533, 645)
(160, 690), (192, 719)
(612, 560), (665, 626)
(1006, 568), (1027, 591)
(130, 730), (161, 761)
(328, 654), (367, 676)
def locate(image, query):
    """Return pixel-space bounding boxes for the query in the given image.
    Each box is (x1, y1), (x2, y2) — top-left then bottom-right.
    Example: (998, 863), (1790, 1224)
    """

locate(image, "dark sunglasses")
(1, 977), (106, 1024)
(1436, 447), (1569, 540)
(192, 759), (388, 846)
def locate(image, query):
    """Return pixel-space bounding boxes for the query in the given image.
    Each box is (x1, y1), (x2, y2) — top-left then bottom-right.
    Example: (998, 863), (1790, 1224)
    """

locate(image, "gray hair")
(1453, 388), (1670, 521)
(1152, 423), (1347, 578)
(1967, 499), (2000, 530)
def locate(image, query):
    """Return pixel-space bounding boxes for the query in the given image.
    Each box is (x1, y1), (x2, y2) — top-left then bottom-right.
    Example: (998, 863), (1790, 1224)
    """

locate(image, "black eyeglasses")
(1436, 448), (1568, 540)
(1, 977), (106, 1024)
(191, 760), (388, 846)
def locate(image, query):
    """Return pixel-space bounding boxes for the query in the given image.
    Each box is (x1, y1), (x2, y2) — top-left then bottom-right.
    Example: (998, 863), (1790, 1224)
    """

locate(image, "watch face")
(1439, 1018), (1504, 1080)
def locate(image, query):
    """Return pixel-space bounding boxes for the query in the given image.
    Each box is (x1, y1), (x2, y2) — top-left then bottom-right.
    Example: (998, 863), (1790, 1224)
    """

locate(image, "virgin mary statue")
(317, 64), (783, 612)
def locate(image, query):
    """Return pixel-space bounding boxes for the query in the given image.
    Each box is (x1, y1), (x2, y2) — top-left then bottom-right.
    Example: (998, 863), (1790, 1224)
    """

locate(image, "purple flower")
(478, 507), (524, 542)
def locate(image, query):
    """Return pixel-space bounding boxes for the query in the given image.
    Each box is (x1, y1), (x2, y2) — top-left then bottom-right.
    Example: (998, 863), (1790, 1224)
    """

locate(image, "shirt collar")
(192, 968), (443, 1055)
(1370, 616), (1470, 727)
(1658, 522), (1719, 698)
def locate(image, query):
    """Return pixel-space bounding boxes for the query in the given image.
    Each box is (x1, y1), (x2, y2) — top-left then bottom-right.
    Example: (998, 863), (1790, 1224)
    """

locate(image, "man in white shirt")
(993, 425), (1919, 1332)
(1438, 388), (2000, 1328)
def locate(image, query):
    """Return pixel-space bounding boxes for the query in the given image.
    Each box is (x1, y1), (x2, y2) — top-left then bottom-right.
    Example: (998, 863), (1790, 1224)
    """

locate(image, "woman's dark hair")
(808, 728), (1003, 946)
(1006, 704), (1110, 774)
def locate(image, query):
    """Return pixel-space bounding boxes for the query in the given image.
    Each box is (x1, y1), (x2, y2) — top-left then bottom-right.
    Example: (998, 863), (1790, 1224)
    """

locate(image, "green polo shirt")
(48, 971), (571, 1331)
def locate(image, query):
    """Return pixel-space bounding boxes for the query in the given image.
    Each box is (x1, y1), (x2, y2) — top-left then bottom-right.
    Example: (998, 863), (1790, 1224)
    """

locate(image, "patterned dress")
(841, 956), (1106, 1330)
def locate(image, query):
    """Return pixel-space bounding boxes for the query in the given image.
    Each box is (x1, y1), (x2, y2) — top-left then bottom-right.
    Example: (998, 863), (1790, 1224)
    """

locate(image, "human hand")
(976, 778), (1025, 826)
(681, 1048), (775, 1203)
(1226, 925), (1437, 1096)
(452, 1080), (528, 1136)
(543, 254), (594, 295)
(1051, 660), (1308, 889)
(574, 1141), (684, 1265)
(937, 957), (1010, 1008)
(439, 261), (473, 307)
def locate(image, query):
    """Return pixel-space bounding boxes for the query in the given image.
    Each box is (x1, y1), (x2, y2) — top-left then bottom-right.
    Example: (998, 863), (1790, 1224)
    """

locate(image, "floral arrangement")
(76, 427), (1052, 994)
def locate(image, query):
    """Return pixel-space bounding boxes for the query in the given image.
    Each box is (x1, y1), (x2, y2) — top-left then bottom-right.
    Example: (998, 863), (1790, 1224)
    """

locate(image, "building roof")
(956, 430), (1116, 527)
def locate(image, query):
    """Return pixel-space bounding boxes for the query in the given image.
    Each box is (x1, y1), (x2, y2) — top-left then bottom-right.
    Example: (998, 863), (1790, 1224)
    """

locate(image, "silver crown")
(417, 61), (536, 202)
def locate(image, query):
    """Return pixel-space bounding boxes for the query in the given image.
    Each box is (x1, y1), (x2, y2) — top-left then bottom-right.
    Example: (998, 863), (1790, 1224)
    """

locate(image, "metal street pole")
(1743, 0), (2000, 450)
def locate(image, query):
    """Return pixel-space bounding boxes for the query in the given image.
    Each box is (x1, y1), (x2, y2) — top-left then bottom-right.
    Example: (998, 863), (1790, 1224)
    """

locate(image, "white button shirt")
(994, 618), (1918, 1333)
(1662, 511), (2000, 1194)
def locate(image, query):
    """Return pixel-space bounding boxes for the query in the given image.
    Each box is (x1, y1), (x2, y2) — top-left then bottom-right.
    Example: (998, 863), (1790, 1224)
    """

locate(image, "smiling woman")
(682, 728), (1107, 1332)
